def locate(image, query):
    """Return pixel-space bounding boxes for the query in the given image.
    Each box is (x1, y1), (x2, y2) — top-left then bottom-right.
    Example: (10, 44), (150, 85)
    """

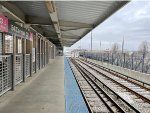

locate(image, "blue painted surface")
(64, 57), (89, 113)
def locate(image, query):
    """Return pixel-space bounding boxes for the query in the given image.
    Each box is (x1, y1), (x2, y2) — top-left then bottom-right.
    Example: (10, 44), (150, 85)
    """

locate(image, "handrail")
(25, 54), (30, 55)
(16, 54), (23, 57)
(0, 55), (11, 57)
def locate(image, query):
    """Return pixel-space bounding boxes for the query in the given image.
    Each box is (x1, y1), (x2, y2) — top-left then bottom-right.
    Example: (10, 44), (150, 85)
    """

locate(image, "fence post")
(142, 53), (145, 72)
(112, 53), (113, 65)
(131, 53), (134, 70)
(123, 53), (125, 68)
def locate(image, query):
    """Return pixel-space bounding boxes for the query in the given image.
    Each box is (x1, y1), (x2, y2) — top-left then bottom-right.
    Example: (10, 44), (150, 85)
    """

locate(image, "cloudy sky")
(64, 1), (150, 52)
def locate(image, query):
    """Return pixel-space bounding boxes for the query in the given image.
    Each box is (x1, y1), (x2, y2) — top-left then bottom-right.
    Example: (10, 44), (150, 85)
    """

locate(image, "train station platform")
(0, 56), (65, 113)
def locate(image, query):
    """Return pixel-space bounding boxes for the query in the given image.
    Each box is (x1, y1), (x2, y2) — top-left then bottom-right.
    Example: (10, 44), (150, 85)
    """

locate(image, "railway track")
(79, 58), (150, 90)
(74, 58), (150, 113)
(69, 58), (142, 113)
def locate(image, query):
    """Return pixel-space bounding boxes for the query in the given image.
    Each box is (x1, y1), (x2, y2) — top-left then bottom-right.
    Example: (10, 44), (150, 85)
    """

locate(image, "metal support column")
(23, 38), (26, 82)
(41, 39), (43, 68)
(30, 39), (33, 77)
(39, 38), (41, 69)
(44, 40), (46, 66)
(91, 31), (92, 51)
(48, 43), (49, 63)
(45, 41), (47, 65)
(2, 34), (5, 55)
(42, 39), (45, 67)
(12, 35), (16, 90)
(54, 46), (56, 59)
(47, 42), (48, 63)
(35, 33), (38, 73)
(49, 42), (51, 62)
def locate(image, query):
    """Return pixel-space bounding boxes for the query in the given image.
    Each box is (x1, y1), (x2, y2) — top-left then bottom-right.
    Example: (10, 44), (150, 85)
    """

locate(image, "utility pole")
(80, 40), (81, 50)
(122, 37), (125, 67)
(91, 31), (92, 51)
(99, 40), (101, 51)
(99, 40), (101, 61)
(122, 36), (124, 54)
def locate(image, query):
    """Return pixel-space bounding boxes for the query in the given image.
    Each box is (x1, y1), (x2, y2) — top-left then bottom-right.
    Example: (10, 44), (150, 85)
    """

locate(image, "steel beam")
(62, 35), (80, 39)
(62, 38), (77, 42)
(0, 2), (25, 22)
(59, 20), (93, 28)
(45, 1), (62, 45)
(26, 15), (52, 25)
(0, 1), (61, 48)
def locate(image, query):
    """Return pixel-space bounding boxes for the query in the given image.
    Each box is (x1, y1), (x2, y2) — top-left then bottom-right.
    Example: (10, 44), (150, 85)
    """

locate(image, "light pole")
(99, 40), (101, 51)
(91, 31), (92, 51)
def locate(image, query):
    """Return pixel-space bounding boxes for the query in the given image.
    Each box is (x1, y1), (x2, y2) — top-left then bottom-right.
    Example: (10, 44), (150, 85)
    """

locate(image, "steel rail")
(67, 59), (93, 113)
(70, 58), (140, 113)
(77, 59), (150, 105)
(71, 59), (118, 113)
(81, 58), (150, 90)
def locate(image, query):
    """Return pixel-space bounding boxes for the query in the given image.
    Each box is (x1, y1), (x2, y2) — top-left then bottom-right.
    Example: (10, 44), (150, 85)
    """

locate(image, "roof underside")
(55, 1), (128, 47)
(0, 1), (128, 49)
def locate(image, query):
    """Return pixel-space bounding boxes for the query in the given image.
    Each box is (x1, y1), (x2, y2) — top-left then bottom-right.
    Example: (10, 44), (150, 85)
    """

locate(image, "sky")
(64, 1), (150, 52)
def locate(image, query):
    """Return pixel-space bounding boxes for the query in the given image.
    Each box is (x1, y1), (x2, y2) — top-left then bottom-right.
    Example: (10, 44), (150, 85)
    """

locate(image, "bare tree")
(138, 41), (149, 72)
(138, 41), (149, 54)
(111, 43), (120, 53)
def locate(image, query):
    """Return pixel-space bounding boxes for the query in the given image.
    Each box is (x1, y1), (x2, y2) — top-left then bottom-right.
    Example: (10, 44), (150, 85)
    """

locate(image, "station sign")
(0, 15), (8, 32)
(30, 32), (33, 41)
(8, 20), (31, 39)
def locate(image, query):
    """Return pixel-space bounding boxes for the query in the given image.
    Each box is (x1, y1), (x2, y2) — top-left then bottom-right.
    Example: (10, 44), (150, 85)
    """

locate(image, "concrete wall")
(83, 57), (150, 85)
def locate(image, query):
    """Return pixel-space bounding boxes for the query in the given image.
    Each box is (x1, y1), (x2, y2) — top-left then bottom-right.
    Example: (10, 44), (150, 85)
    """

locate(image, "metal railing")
(40, 53), (43, 68)
(32, 62), (35, 73)
(0, 34), (2, 54)
(80, 52), (150, 74)
(0, 55), (12, 96)
(37, 53), (40, 70)
(15, 55), (23, 85)
(25, 54), (30, 78)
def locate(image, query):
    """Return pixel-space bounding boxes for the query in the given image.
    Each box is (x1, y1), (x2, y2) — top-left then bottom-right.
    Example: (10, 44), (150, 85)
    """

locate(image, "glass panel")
(5, 34), (13, 53)
(17, 38), (22, 53)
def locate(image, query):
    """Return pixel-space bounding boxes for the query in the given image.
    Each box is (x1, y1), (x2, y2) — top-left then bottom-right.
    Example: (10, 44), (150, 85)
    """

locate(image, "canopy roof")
(0, 1), (128, 49)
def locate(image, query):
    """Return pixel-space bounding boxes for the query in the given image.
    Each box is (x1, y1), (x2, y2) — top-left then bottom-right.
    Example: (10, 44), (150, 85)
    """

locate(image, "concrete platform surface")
(0, 56), (65, 113)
